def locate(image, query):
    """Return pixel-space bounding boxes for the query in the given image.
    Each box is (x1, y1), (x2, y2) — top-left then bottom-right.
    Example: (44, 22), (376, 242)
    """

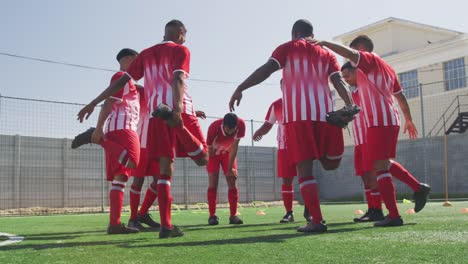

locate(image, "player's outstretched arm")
(394, 92), (418, 139)
(229, 60), (279, 111)
(227, 139), (241, 177)
(330, 72), (353, 106)
(91, 98), (115, 144)
(195, 110), (206, 119)
(77, 75), (130, 122)
(172, 71), (186, 125)
(253, 122), (273, 141)
(308, 39), (360, 66)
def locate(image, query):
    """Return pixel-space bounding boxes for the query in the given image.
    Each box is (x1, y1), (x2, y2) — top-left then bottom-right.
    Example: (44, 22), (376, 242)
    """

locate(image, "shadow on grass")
(180, 222), (281, 231)
(0, 238), (146, 251)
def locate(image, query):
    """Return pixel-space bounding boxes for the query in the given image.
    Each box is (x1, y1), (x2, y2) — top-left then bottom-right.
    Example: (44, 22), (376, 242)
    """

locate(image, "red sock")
(364, 189), (372, 210)
(101, 139), (130, 166)
(370, 188), (382, 210)
(389, 161), (420, 192)
(377, 171), (400, 219)
(139, 181), (158, 215)
(207, 187), (218, 217)
(174, 126), (205, 160)
(109, 180), (126, 225)
(299, 176), (323, 224)
(281, 184), (294, 213)
(157, 175), (172, 228)
(129, 184), (142, 220)
(228, 188), (239, 217)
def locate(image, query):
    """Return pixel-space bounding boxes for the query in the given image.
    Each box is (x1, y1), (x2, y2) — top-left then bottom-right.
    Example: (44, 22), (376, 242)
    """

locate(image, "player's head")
(223, 113), (238, 136)
(341, 61), (356, 87)
(349, 35), (374, 52)
(291, 19), (314, 40)
(164, 19), (187, 44)
(116, 48), (138, 71)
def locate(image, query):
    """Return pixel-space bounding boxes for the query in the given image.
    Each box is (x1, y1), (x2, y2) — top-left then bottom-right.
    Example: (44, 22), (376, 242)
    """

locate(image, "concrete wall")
(1, 132), (467, 213)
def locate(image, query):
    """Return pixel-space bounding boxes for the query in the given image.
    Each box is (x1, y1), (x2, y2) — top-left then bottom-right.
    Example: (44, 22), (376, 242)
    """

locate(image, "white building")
(333, 17), (468, 144)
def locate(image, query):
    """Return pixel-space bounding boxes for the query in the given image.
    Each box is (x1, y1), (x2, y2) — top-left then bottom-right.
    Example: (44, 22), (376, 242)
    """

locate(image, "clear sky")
(1, 0), (467, 146)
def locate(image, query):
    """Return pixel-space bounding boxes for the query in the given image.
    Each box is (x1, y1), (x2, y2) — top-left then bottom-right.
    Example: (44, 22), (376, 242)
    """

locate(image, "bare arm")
(229, 60), (280, 111)
(228, 139), (241, 173)
(91, 98), (115, 144)
(319, 41), (360, 65)
(172, 71), (186, 125)
(330, 72), (353, 106)
(394, 92), (418, 139)
(253, 122), (274, 141)
(77, 75), (130, 122)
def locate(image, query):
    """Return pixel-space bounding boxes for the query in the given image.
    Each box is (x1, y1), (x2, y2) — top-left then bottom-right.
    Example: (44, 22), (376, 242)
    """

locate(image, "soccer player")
(229, 19), (355, 233)
(206, 113), (245, 225)
(74, 48), (141, 234)
(78, 20), (207, 238)
(318, 36), (431, 227)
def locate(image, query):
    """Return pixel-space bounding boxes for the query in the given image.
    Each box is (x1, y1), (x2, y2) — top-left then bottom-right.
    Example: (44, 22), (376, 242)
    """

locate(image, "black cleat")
(353, 209), (384, 222)
(137, 213), (161, 228)
(280, 211), (295, 223)
(128, 219), (145, 231)
(151, 104), (173, 121)
(374, 215), (404, 227)
(159, 225), (184, 239)
(413, 183), (431, 213)
(71, 127), (95, 149)
(297, 221), (327, 233)
(208, 215), (219, 225)
(303, 207), (313, 223)
(229, 216), (244, 225)
(107, 223), (139, 235)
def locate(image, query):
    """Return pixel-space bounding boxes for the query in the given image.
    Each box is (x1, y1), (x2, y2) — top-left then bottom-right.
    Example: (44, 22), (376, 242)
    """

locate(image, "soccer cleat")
(297, 221), (327, 233)
(208, 215), (219, 225)
(71, 127), (95, 149)
(151, 104), (173, 121)
(159, 225), (184, 239)
(107, 223), (139, 235)
(353, 210), (372, 222)
(303, 207), (313, 223)
(128, 218), (146, 231)
(353, 209), (385, 222)
(413, 183), (431, 213)
(137, 213), (161, 228)
(280, 211), (295, 223)
(374, 215), (404, 227)
(229, 216), (244, 225)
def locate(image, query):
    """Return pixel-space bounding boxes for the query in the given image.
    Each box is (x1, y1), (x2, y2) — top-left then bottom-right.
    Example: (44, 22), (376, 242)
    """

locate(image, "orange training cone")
(461, 208), (468, 213)
(354, 209), (364, 215)
(406, 208), (416, 214)
(256, 210), (266, 216)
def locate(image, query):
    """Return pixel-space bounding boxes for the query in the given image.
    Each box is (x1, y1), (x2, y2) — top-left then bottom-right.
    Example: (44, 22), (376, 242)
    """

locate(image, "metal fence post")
(14, 135), (21, 209)
(419, 83), (426, 138)
(62, 138), (69, 208)
(244, 146), (250, 202)
(273, 147), (278, 201)
(183, 158), (189, 209)
(250, 119), (254, 147)
(101, 150), (105, 213)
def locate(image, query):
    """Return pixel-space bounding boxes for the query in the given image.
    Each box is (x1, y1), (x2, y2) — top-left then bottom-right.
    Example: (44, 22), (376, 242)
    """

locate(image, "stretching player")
(206, 113), (245, 225)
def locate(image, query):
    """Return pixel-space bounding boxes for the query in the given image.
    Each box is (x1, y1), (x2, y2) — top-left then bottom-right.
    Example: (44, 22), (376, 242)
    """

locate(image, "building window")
(399, 70), (419, 99)
(444, 57), (466, 91)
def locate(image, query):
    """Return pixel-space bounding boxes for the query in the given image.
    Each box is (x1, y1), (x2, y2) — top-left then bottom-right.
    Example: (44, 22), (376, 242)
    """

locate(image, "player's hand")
(404, 120), (418, 140)
(304, 37), (326, 46)
(91, 128), (104, 144)
(77, 103), (96, 123)
(226, 168), (238, 178)
(253, 130), (263, 141)
(229, 89), (243, 112)
(195, 110), (206, 119)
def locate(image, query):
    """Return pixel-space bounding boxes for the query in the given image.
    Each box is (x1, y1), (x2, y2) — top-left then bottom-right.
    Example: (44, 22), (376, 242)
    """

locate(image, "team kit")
(73, 19), (431, 238)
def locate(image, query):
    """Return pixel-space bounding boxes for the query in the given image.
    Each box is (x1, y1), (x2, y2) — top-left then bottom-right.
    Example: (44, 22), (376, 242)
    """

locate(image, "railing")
(427, 94), (468, 137)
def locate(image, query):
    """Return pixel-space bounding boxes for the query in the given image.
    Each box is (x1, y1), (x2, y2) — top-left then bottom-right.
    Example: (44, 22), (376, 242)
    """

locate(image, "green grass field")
(1, 202), (467, 264)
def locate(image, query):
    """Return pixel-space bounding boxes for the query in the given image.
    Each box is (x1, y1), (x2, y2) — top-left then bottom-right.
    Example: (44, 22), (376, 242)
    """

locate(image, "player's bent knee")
(126, 160), (137, 169)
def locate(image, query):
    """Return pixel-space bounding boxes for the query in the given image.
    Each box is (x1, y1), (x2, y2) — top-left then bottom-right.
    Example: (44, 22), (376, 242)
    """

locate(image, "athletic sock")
(371, 188), (382, 210)
(157, 175), (172, 228)
(228, 188), (239, 217)
(389, 161), (420, 192)
(377, 171), (400, 219)
(282, 184), (294, 213)
(109, 180), (126, 226)
(139, 181), (158, 216)
(364, 189), (372, 210)
(129, 184), (142, 220)
(207, 187), (218, 217)
(299, 176), (323, 224)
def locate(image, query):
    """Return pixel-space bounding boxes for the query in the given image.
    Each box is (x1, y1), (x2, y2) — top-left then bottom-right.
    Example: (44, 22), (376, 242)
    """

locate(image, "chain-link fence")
(1, 85), (467, 216)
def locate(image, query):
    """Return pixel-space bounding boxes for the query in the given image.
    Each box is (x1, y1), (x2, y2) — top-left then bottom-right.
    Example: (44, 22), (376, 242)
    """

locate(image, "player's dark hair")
(292, 19), (314, 37)
(341, 61), (356, 72)
(349, 35), (374, 52)
(223, 113), (238, 129)
(116, 48), (138, 62)
(165, 19), (186, 30)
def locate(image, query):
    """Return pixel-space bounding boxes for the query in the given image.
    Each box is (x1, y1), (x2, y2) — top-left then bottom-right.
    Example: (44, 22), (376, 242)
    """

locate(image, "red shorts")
(277, 149), (296, 178)
(284, 121), (344, 164)
(133, 148), (159, 177)
(102, 130), (140, 181)
(366, 126), (399, 161)
(354, 144), (372, 176)
(206, 153), (237, 175)
(175, 114), (207, 159)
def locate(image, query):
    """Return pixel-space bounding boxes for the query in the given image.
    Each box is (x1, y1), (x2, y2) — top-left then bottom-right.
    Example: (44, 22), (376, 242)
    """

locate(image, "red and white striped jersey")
(353, 51), (401, 128)
(265, 98), (286, 150)
(104, 72), (140, 134)
(137, 88), (149, 149)
(207, 118), (246, 156)
(271, 39), (340, 123)
(125, 41), (195, 116)
(351, 88), (367, 146)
